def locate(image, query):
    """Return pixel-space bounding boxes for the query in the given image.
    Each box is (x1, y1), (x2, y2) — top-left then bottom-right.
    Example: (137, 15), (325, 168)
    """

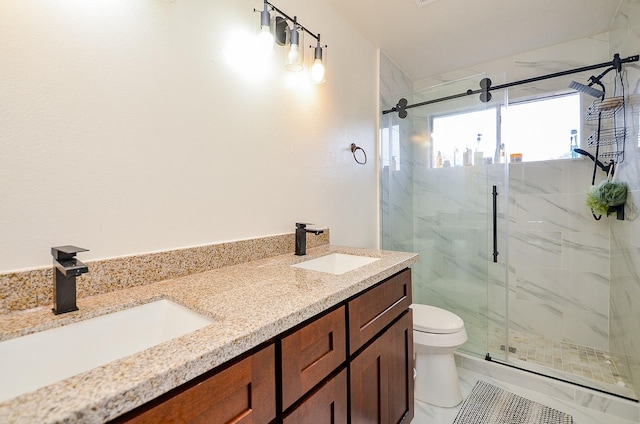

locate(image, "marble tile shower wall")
(403, 134), (637, 392)
(409, 159), (614, 354)
(507, 159), (611, 350)
(380, 53), (414, 254)
(609, 0), (640, 397)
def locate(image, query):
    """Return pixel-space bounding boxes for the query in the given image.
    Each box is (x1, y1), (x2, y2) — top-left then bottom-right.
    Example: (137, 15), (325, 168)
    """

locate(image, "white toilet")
(411, 303), (468, 407)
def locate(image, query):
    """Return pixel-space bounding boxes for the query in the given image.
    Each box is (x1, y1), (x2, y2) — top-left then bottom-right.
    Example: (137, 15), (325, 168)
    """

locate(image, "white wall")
(0, 0), (379, 272)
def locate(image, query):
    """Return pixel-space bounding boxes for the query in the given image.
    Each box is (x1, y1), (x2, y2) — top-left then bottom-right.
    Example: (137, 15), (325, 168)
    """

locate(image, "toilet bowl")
(411, 303), (467, 407)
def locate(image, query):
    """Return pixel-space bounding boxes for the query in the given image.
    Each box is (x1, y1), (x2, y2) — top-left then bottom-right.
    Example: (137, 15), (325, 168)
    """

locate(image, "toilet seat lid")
(411, 304), (464, 334)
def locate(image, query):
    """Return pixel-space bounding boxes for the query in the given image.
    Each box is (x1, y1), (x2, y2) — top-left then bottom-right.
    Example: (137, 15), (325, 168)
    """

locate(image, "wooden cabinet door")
(388, 310), (414, 424)
(114, 344), (276, 424)
(350, 329), (389, 424)
(283, 369), (347, 424)
(350, 311), (413, 424)
(281, 306), (346, 410)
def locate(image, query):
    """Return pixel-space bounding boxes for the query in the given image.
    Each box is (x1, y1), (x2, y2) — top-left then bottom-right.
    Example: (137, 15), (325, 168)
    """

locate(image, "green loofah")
(586, 179), (627, 216)
(592, 180), (628, 206)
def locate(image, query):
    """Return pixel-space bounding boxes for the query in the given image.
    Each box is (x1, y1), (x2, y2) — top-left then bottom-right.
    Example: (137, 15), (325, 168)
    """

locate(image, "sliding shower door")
(380, 75), (509, 359)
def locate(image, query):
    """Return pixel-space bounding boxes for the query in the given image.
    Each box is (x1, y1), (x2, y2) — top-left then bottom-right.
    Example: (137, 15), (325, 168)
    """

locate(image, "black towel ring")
(350, 143), (367, 165)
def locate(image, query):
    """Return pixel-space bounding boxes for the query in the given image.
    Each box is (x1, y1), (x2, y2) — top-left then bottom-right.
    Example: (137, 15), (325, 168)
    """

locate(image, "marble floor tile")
(412, 367), (639, 424)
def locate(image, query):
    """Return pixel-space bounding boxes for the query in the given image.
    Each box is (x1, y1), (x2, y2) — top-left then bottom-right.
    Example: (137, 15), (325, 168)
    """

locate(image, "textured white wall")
(0, 0), (379, 271)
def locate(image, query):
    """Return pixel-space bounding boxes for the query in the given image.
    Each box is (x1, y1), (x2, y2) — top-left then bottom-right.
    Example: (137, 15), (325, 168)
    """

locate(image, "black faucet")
(51, 245), (89, 315)
(295, 223), (324, 256)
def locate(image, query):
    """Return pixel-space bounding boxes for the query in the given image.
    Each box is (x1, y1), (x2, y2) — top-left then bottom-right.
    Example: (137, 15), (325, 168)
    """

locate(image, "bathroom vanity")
(0, 246), (417, 423)
(114, 269), (413, 423)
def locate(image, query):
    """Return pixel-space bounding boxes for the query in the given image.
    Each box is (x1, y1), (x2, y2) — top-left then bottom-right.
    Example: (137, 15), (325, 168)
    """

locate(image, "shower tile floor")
(487, 327), (636, 400)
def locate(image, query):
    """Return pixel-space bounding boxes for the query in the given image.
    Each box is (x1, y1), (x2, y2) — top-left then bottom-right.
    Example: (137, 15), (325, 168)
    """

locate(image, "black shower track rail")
(382, 53), (639, 118)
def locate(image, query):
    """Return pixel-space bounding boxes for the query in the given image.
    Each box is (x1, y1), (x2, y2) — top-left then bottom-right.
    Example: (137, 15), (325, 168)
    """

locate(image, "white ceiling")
(324, 0), (622, 82)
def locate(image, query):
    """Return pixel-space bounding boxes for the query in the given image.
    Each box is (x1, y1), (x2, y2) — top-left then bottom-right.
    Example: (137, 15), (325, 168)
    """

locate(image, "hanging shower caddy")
(583, 94), (628, 220)
(585, 96), (626, 163)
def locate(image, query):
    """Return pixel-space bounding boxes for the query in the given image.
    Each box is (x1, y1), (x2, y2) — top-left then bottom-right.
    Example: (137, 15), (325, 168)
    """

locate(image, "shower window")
(430, 92), (581, 166)
(431, 108), (498, 167)
(502, 93), (580, 161)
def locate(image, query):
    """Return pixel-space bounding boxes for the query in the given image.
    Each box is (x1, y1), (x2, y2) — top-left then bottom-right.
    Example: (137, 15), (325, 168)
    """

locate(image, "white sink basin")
(291, 253), (379, 275)
(0, 299), (215, 403)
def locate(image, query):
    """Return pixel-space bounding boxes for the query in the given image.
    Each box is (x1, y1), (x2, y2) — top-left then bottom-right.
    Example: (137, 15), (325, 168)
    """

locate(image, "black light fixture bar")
(383, 53), (639, 117)
(264, 0), (320, 42)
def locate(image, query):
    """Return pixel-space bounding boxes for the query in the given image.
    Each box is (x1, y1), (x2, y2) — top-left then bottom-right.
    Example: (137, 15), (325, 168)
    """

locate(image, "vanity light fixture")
(254, 0), (327, 83)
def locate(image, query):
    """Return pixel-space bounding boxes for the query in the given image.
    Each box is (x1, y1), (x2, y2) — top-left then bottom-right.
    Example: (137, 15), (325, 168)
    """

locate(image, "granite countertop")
(0, 245), (418, 423)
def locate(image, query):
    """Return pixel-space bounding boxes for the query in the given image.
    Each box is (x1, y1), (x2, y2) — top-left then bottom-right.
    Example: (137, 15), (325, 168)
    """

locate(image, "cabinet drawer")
(283, 369), (347, 424)
(115, 344), (276, 424)
(348, 268), (411, 355)
(281, 306), (346, 410)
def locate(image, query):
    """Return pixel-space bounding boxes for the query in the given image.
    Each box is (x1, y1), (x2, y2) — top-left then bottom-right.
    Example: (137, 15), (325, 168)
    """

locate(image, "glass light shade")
(285, 25), (304, 72)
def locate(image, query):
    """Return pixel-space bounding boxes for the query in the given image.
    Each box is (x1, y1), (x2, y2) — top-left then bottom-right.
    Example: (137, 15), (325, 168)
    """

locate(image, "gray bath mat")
(452, 381), (574, 423)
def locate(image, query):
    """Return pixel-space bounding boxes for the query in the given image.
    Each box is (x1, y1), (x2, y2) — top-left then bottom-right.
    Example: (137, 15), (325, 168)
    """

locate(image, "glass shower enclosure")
(380, 75), (638, 401)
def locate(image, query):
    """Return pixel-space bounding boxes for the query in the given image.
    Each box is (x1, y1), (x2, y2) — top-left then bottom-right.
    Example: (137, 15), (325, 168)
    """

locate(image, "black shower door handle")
(492, 185), (498, 263)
